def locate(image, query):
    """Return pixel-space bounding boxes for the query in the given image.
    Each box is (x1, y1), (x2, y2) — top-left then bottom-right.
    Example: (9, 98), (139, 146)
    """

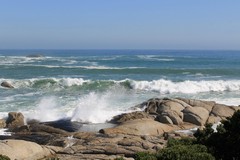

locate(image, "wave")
(2, 78), (240, 94)
(137, 55), (175, 61)
(130, 79), (240, 94)
(0, 62), (146, 70)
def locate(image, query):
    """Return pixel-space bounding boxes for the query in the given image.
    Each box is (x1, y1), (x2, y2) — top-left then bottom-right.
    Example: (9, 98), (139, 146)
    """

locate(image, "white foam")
(57, 78), (89, 86)
(71, 92), (123, 123)
(0, 129), (11, 136)
(0, 78), (90, 88)
(0, 56), (45, 65)
(138, 55), (175, 61)
(203, 98), (240, 106)
(130, 79), (240, 94)
(26, 97), (63, 122)
(175, 127), (199, 135)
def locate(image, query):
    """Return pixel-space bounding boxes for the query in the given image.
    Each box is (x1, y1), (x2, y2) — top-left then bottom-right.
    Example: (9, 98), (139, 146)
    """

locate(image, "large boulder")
(159, 99), (187, 115)
(144, 98), (186, 125)
(6, 112), (24, 129)
(110, 111), (153, 123)
(1, 81), (14, 88)
(177, 98), (215, 112)
(211, 104), (239, 119)
(144, 98), (163, 114)
(100, 118), (180, 136)
(207, 114), (222, 124)
(156, 110), (183, 125)
(27, 120), (69, 136)
(182, 106), (209, 126)
(155, 115), (173, 124)
(0, 139), (61, 160)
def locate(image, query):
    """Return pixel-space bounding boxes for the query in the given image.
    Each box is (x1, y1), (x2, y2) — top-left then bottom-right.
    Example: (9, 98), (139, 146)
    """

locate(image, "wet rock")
(6, 112), (24, 129)
(1, 81), (14, 88)
(0, 119), (6, 128)
(42, 119), (82, 132)
(29, 122), (69, 136)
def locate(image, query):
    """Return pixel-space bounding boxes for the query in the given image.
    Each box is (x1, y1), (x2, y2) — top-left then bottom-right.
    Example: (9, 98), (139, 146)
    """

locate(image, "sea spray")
(71, 91), (124, 123)
(26, 96), (63, 122)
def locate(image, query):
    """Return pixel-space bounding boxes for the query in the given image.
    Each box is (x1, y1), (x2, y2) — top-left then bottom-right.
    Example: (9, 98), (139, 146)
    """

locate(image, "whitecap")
(137, 55), (175, 61)
(130, 79), (240, 94)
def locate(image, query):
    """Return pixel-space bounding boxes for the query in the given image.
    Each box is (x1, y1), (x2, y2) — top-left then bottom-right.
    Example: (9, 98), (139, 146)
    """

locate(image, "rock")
(42, 119), (82, 132)
(2, 98), (238, 160)
(6, 112), (24, 129)
(29, 122), (70, 136)
(0, 119), (6, 128)
(57, 154), (134, 160)
(156, 115), (173, 124)
(1, 81), (14, 88)
(73, 132), (95, 139)
(110, 111), (153, 123)
(100, 118), (180, 136)
(156, 110), (183, 125)
(177, 98), (215, 112)
(163, 110), (183, 125)
(182, 107), (209, 126)
(60, 133), (166, 158)
(144, 98), (162, 114)
(143, 98), (185, 125)
(207, 114), (222, 124)
(159, 99), (186, 116)
(0, 139), (61, 160)
(211, 104), (237, 118)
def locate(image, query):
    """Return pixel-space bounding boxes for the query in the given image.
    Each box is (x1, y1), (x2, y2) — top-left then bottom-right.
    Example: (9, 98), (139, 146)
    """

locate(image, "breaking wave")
(130, 79), (240, 94)
(1, 78), (240, 94)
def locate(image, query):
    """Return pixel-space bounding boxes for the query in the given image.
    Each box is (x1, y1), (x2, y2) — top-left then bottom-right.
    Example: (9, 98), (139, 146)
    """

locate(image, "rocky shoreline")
(0, 97), (239, 160)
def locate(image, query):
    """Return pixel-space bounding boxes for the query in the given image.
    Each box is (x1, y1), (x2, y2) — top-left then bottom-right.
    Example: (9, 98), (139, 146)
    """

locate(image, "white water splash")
(26, 97), (63, 122)
(130, 79), (240, 94)
(71, 92), (122, 123)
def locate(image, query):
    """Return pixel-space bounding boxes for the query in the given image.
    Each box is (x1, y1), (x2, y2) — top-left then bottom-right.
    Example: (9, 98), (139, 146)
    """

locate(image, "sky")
(0, 0), (240, 50)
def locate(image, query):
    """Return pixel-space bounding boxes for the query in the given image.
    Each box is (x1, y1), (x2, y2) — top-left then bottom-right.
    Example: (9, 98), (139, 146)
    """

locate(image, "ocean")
(1, 50), (240, 124)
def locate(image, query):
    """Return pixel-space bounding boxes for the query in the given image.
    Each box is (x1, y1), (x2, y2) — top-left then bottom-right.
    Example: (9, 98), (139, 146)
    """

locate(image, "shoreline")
(1, 97), (239, 159)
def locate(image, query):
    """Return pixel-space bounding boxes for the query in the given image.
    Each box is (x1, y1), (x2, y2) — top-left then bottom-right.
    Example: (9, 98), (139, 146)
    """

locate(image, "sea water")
(0, 50), (240, 124)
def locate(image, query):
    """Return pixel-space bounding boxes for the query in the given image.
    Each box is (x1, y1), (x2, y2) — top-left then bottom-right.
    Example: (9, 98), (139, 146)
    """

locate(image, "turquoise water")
(1, 50), (240, 123)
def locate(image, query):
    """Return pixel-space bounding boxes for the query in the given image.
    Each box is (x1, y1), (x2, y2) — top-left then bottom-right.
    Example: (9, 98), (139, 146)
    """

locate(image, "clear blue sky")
(0, 0), (240, 50)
